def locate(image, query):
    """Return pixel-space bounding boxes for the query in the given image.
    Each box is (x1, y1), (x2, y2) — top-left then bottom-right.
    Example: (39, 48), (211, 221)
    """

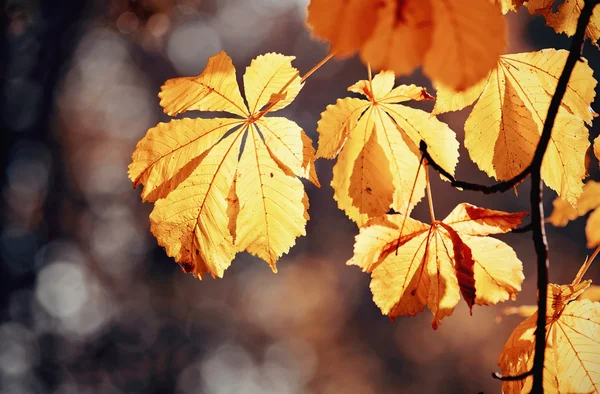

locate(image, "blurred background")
(0, 1), (599, 393)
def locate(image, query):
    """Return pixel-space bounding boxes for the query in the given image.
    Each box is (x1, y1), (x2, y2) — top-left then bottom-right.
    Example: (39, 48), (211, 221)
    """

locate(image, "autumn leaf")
(348, 203), (525, 329)
(498, 257), (600, 393)
(526, 0), (600, 48)
(306, 0), (506, 91)
(494, 0), (525, 14)
(433, 49), (596, 205)
(128, 51), (319, 279)
(305, 0), (380, 58)
(316, 71), (458, 226)
(496, 305), (538, 323)
(580, 285), (600, 302)
(359, 0), (432, 77)
(548, 181), (600, 248)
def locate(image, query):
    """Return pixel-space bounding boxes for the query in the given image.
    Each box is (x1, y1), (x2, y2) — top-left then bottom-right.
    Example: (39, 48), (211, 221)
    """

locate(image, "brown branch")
(420, 140), (530, 194)
(529, 1), (599, 392)
(492, 370), (533, 381)
(510, 222), (532, 234)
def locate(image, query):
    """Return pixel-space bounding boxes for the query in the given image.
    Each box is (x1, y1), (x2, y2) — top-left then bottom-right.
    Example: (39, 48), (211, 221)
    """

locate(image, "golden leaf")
(493, 0), (526, 14)
(305, 0), (380, 57)
(159, 52), (248, 117)
(305, 0), (506, 91)
(549, 181), (600, 248)
(129, 51), (319, 278)
(526, 0), (600, 48)
(360, 0), (432, 76)
(496, 305), (538, 323)
(348, 203), (525, 329)
(129, 118), (243, 202)
(433, 49), (597, 205)
(317, 71), (457, 226)
(588, 209), (600, 247)
(580, 285), (600, 302)
(424, 0), (506, 91)
(498, 259), (600, 393)
(234, 125), (309, 270)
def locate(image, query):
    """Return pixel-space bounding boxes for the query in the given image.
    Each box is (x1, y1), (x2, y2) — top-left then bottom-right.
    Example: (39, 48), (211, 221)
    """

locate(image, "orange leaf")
(348, 203), (526, 328)
(306, 0), (506, 91)
(548, 181), (600, 248)
(498, 258), (600, 393)
(434, 49), (597, 205)
(424, 0), (506, 90)
(305, 0), (380, 57)
(129, 51), (319, 278)
(526, 0), (600, 48)
(317, 70), (457, 226)
(493, 0), (526, 14)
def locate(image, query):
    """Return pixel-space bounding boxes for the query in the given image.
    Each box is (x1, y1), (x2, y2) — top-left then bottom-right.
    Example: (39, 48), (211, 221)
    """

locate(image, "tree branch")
(510, 222), (532, 234)
(529, 1), (599, 392)
(492, 370), (533, 381)
(420, 140), (530, 194)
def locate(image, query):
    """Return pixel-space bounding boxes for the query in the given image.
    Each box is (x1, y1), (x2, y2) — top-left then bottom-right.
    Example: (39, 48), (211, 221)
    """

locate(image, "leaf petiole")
(425, 162), (436, 223)
(253, 52), (335, 122)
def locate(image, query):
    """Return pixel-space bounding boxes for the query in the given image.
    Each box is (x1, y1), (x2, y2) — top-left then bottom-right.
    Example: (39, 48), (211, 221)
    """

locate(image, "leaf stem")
(396, 154), (425, 246)
(573, 244), (600, 285)
(367, 62), (373, 97)
(300, 52), (335, 83)
(254, 52), (334, 121)
(425, 163), (436, 223)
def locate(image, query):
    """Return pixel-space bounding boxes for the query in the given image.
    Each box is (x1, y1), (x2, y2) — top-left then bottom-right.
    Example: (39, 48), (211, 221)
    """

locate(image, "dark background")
(0, 1), (598, 393)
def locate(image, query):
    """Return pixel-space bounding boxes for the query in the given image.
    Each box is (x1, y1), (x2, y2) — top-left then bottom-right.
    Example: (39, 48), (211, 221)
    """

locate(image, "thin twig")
(510, 222), (532, 234)
(528, 1), (598, 392)
(420, 140), (530, 194)
(300, 52), (335, 83)
(492, 371), (533, 381)
(367, 62), (373, 96)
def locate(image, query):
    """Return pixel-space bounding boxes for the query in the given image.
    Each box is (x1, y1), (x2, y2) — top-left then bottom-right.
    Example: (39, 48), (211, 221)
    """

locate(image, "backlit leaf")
(526, 0), (600, 48)
(348, 203), (525, 328)
(493, 0), (526, 14)
(424, 0), (506, 90)
(549, 181), (600, 248)
(360, 0), (432, 76)
(306, 0), (506, 90)
(305, 0), (380, 57)
(433, 49), (596, 205)
(234, 125), (308, 270)
(129, 51), (319, 278)
(129, 118), (243, 202)
(498, 260), (600, 393)
(580, 285), (600, 302)
(158, 51), (248, 117)
(317, 71), (457, 226)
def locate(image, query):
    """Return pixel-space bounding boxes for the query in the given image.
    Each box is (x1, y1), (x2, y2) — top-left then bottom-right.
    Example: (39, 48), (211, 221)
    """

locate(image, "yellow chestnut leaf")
(129, 51), (319, 279)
